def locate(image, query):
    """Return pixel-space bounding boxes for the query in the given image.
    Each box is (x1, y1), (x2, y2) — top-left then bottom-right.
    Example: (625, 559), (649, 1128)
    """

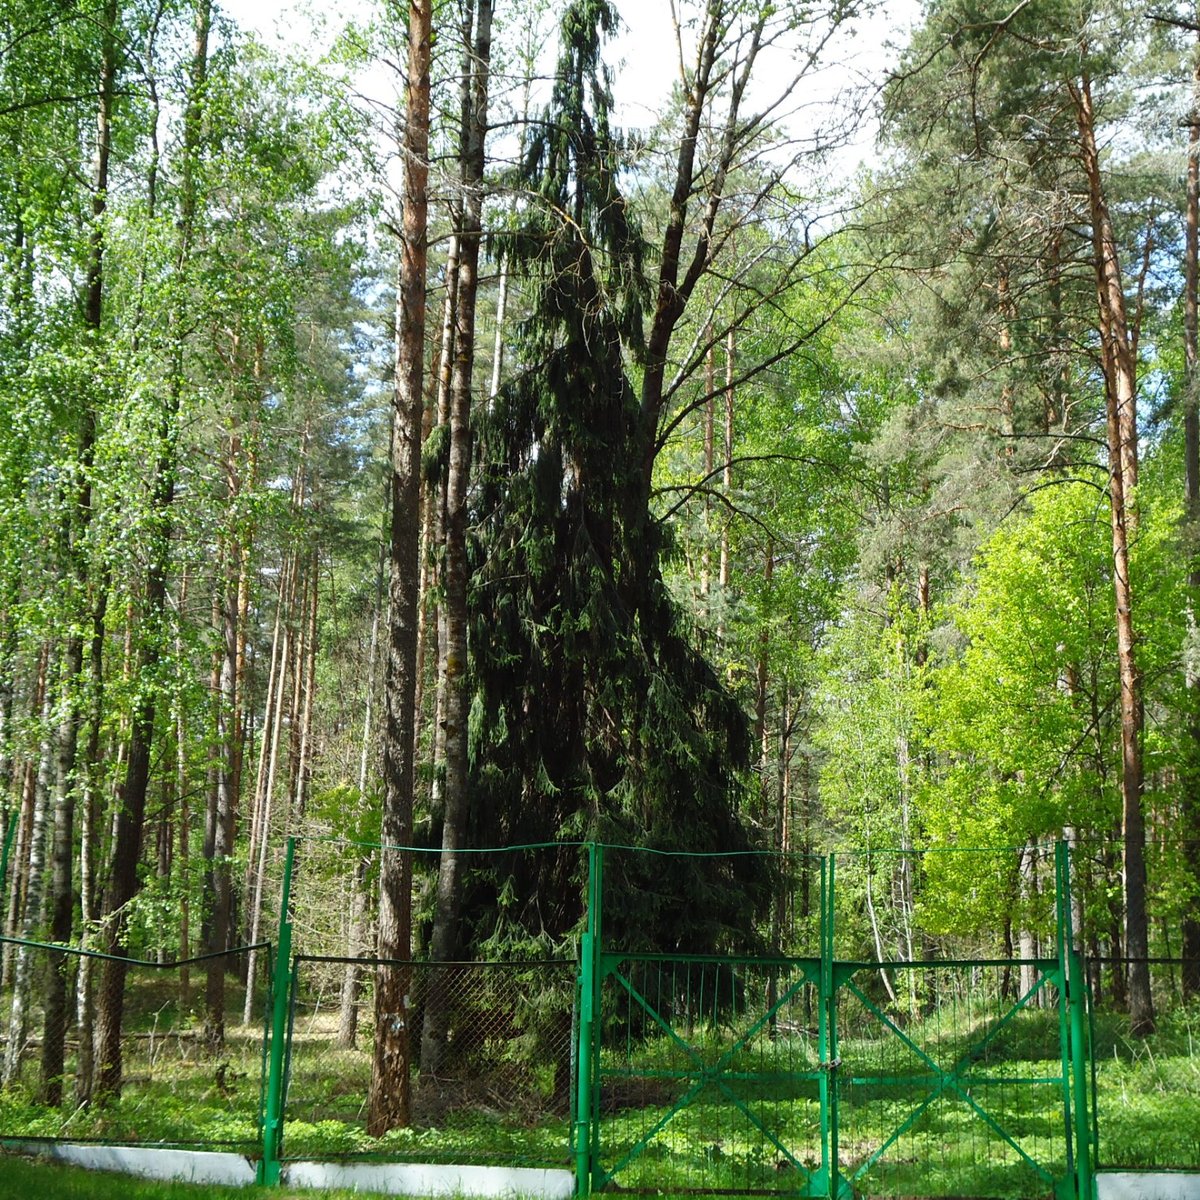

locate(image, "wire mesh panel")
(0, 941), (270, 1150)
(834, 961), (1070, 1199)
(1088, 957), (1200, 1171)
(281, 956), (574, 1165)
(596, 954), (825, 1194)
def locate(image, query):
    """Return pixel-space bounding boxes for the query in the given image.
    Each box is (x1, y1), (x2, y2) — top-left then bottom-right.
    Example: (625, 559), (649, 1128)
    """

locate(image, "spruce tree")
(466, 0), (767, 954)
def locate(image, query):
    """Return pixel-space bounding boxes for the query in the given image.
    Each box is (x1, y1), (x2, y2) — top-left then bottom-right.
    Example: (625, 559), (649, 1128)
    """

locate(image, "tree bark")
(368, 0), (432, 1136)
(1183, 45), (1200, 1001)
(4, 653), (54, 1086)
(421, 0), (493, 1075)
(95, 0), (211, 1098)
(242, 548), (296, 1025)
(42, 0), (119, 1103)
(1071, 73), (1152, 1035)
(719, 329), (734, 594)
(338, 542), (384, 1048)
(204, 538), (236, 1048)
(701, 335), (715, 597)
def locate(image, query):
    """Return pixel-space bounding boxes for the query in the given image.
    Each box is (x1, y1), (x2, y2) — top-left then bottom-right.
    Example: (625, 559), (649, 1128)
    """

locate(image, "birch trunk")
(4, 651), (54, 1086)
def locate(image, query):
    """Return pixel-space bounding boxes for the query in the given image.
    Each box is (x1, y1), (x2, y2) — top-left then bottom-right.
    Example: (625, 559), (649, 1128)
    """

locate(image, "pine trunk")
(368, 0), (432, 1136)
(1072, 72), (1152, 1035)
(1183, 54), (1200, 1000)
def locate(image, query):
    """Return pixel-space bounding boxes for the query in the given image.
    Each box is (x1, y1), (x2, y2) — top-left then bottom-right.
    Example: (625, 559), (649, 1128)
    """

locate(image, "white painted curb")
(282, 1160), (575, 1198)
(8, 1140), (576, 1198)
(1097, 1173), (1200, 1200)
(19, 1142), (256, 1186)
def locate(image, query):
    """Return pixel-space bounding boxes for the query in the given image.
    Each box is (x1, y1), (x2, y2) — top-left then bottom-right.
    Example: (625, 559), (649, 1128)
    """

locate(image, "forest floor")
(0, 982), (1196, 1196)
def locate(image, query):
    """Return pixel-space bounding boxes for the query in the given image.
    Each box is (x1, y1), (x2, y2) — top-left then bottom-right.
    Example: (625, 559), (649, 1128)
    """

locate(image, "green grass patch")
(0, 1152), (377, 1200)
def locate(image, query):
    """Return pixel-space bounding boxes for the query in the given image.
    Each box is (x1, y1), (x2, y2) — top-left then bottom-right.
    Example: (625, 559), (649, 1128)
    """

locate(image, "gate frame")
(574, 842), (1094, 1200)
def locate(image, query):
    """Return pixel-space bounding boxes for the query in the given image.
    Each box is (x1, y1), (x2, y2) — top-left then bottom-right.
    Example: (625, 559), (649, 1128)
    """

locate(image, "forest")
(0, 0), (1198, 1146)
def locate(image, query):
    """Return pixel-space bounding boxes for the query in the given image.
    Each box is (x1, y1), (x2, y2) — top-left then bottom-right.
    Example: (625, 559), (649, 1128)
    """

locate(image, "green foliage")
(466, 0), (767, 955)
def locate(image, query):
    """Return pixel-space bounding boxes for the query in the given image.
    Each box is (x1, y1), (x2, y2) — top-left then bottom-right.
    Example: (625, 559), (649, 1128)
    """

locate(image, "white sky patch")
(219, 0), (919, 182)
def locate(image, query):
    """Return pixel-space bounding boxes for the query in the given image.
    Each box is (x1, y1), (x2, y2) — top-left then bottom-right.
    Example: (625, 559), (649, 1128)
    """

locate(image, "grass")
(0, 1152), (387, 1200)
(1090, 1003), (1200, 1169)
(2, 959), (1199, 1198)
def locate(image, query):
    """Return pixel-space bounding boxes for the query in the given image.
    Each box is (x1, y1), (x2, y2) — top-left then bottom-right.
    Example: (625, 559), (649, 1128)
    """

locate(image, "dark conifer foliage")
(466, 0), (768, 954)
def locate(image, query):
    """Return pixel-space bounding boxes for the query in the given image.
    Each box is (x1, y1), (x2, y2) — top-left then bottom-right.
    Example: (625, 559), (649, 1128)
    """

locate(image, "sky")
(219, 0), (920, 181)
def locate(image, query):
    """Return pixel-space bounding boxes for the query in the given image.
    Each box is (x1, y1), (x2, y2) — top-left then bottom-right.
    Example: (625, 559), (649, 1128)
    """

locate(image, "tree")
(882, 0), (1178, 1032)
(368, 0), (432, 1137)
(466, 0), (769, 953)
(421, 0), (494, 1074)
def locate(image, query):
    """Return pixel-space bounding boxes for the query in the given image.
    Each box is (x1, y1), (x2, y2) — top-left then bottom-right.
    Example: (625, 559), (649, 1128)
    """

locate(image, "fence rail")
(0, 838), (1197, 1198)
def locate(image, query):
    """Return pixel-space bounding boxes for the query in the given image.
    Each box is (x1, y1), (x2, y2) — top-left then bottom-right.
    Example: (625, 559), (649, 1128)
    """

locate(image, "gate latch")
(817, 1058), (841, 1072)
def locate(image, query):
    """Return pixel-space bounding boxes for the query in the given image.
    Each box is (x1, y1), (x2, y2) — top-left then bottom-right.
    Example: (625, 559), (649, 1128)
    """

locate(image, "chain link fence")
(0, 838), (1196, 1196)
(0, 940), (270, 1151)
(1088, 956), (1200, 1171)
(280, 955), (575, 1165)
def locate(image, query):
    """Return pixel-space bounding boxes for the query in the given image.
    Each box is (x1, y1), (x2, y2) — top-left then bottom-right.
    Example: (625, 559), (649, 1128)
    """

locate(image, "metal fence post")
(575, 841), (602, 1198)
(1062, 843), (1093, 1200)
(1055, 839), (1094, 1200)
(826, 852), (841, 1200)
(817, 853), (842, 1199)
(259, 835), (296, 1187)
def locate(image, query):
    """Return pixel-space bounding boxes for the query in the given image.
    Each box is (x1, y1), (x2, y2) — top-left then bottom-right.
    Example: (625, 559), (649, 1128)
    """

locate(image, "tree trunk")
(95, 0), (211, 1099)
(1071, 72), (1152, 1036)
(242, 550), (296, 1025)
(292, 550), (319, 823)
(4, 654), (55, 1086)
(754, 541), (772, 824)
(1183, 49), (1200, 1001)
(42, 0), (119, 1102)
(1018, 840), (1038, 1001)
(338, 543), (384, 1048)
(489, 257), (507, 401)
(74, 570), (112, 1107)
(204, 540), (236, 1048)
(719, 329), (734, 594)
(701, 335), (715, 597)
(41, 651), (80, 1104)
(368, 0), (432, 1136)
(421, 0), (493, 1075)
(175, 578), (191, 1009)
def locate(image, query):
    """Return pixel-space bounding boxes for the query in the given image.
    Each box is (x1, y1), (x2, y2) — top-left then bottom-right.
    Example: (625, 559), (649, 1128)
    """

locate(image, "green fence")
(278, 955), (575, 1165)
(1, 836), (1199, 1197)
(0, 939), (271, 1151)
(575, 843), (1095, 1200)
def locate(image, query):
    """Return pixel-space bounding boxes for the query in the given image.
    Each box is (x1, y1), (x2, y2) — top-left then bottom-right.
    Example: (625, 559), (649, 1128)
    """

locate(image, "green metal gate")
(574, 844), (1094, 1200)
